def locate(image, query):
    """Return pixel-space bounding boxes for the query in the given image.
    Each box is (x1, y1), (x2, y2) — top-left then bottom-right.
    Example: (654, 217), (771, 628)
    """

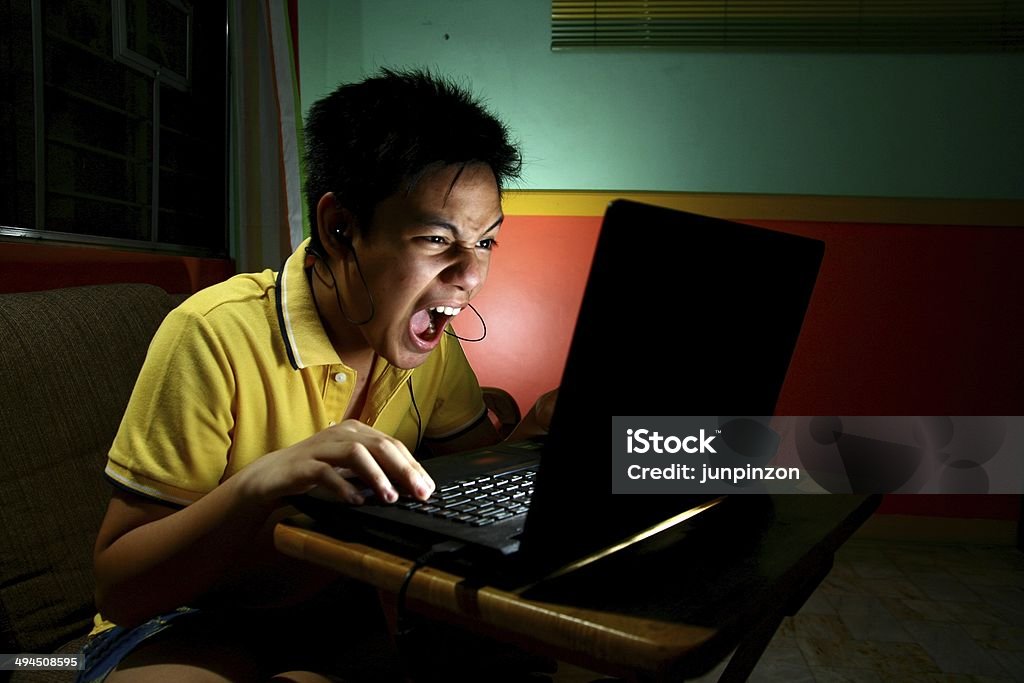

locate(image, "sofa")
(0, 284), (181, 682)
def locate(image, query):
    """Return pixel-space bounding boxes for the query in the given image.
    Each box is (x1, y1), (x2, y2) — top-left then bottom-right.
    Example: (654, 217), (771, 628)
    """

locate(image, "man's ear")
(315, 192), (357, 256)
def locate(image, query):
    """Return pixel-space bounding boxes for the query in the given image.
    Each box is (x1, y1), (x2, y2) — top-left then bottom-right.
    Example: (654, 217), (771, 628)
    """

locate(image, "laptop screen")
(521, 200), (825, 567)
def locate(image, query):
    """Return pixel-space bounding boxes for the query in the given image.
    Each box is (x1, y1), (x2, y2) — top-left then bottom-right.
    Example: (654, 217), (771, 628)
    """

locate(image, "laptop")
(292, 199), (825, 587)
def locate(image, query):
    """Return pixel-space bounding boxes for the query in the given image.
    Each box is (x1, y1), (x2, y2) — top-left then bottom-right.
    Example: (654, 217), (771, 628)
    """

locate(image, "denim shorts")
(74, 607), (199, 683)
(70, 594), (398, 682)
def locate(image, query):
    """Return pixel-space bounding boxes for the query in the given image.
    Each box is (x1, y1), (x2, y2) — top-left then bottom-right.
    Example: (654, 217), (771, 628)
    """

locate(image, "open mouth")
(410, 305), (463, 346)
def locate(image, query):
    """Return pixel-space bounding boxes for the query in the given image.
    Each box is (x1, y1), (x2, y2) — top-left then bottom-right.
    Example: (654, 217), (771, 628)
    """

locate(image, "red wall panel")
(0, 242), (235, 295)
(753, 221), (1024, 417)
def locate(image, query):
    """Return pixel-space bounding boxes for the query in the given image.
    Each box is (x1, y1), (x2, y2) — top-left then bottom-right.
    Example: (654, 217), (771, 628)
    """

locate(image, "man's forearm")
(93, 475), (274, 627)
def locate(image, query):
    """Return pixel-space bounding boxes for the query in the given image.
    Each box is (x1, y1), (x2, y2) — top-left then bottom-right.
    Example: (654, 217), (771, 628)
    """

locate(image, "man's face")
(343, 163), (503, 369)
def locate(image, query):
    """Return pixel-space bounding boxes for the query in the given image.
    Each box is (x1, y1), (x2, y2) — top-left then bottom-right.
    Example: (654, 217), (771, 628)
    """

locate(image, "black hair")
(303, 68), (522, 251)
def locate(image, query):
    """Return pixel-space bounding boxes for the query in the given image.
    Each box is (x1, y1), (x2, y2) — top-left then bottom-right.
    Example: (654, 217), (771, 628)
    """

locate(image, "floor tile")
(791, 613), (852, 641)
(839, 610), (916, 643)
(858, 576), (930, 599)
(749, 662), (815, 682)
(961, 623), (1024, 652)
(759, 540), (1024, 683)
(902, 621), (1008, 676)
(809, 667), (882, 682)
(799, 590), (840, 615)
(797, 637), (941, 674)
(909, 575), (983, 603)
(985, 650), (1024, 680)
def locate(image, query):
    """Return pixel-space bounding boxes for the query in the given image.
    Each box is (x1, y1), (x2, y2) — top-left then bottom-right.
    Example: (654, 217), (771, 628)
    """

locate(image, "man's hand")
(93, 420), (432, 626)
(236, 420), (435, 507)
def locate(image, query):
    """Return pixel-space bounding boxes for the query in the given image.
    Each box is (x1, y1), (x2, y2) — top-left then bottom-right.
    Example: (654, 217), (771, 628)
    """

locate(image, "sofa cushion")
(0, 284), (175, 654)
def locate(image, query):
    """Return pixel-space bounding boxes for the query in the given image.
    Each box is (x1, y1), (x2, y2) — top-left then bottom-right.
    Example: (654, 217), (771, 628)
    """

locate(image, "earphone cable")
(407, 376), (422, 451)
(305, 244), (376, 325)
(444, 302), (487, 342)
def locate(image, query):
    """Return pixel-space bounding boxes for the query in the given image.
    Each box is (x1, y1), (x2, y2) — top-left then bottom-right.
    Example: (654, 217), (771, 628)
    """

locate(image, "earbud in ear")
(334, 227), (352, 247)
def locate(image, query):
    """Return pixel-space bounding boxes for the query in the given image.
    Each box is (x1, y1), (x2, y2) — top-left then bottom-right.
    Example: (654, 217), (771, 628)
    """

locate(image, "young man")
(80, 69), (543, 682)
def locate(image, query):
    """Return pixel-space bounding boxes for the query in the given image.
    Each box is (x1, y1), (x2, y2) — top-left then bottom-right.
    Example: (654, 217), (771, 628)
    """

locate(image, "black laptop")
(292, 199), (825, 587)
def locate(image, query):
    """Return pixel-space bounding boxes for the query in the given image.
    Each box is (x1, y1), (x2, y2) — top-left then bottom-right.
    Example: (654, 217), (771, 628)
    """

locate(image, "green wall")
(299, 0), (1024, 200)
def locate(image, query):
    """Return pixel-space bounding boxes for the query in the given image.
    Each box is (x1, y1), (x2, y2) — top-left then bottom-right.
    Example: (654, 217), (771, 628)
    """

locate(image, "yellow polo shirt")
(105, 238), (486, 506)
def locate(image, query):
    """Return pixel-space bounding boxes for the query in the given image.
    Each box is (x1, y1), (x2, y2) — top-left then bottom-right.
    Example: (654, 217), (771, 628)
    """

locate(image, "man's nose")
(442, 247), (486, 291)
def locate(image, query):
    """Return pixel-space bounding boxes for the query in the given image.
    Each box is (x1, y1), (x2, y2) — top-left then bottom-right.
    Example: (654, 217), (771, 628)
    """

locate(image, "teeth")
(429, 305), (462, 317)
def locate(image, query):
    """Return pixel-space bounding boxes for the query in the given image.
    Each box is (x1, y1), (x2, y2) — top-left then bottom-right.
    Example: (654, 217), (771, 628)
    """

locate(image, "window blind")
(551, 0), (1024, 50)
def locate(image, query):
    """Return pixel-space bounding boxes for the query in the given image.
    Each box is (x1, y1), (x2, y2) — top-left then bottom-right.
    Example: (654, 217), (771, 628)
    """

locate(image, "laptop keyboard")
(395, 465), (537, 526)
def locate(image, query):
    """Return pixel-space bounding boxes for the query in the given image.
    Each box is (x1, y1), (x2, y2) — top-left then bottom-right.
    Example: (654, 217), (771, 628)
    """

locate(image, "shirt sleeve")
(105, 307), (236, 505)
(423, 334), (487, 440)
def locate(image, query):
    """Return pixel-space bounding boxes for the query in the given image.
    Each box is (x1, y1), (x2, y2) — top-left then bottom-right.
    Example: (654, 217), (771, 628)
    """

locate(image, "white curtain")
(229, 0), (306, 273)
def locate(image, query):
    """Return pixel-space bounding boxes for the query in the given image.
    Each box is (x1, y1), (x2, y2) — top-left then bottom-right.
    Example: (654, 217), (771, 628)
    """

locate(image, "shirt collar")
(275, 238), (342, 370)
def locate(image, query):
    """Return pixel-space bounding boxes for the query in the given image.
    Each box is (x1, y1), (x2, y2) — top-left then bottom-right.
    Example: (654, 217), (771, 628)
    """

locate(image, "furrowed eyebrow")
(422, 214), (504, 239)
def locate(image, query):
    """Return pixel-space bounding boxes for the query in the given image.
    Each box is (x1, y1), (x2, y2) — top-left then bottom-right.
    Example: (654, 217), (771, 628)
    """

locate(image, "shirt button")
(334, 372), (347, 383)
(328, 421), (336, 427)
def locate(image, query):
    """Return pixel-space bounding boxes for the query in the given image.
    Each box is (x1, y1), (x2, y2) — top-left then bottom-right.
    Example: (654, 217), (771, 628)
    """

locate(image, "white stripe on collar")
(279, 251), (306, 370)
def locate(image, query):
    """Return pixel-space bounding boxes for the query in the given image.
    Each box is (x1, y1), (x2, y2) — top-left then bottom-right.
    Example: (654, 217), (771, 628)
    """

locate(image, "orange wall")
(455, 216), (601, 415)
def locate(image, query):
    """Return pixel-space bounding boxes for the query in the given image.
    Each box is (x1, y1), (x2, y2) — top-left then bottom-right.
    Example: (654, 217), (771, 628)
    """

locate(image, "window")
(0, 0), (228, 255)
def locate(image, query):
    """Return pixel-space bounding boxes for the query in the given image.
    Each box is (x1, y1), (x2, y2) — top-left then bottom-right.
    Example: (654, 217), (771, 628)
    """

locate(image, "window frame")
(0, 0), (229, 258)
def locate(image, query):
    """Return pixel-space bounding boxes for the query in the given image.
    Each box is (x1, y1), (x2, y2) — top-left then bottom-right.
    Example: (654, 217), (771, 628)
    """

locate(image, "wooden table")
(275, 495), (880, 682)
